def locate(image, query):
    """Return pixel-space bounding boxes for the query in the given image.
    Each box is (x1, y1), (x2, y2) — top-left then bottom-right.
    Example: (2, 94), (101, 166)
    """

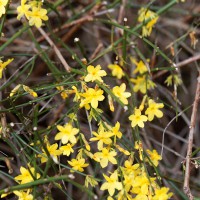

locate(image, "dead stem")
(38, 27), (71, 72)
(153, 53), (200, 79)
(183, 72), (200, 200)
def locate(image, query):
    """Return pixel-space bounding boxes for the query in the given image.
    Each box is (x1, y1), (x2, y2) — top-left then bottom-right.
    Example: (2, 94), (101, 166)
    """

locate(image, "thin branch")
(37, 27), (71, 72)
(153, 53), (200, 79)
(183, 72), (200, 200)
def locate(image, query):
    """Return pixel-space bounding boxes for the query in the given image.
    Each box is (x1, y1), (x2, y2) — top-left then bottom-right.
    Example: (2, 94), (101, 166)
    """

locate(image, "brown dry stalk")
(37, 15), (93, 43)
(37, 2), (105, 43)
(118, 0), (127, 25)
(89, 43), (103, 60)
(183, 72), (200, 200)
(153, 53), (200, 79)
(37, 27), (71, 72)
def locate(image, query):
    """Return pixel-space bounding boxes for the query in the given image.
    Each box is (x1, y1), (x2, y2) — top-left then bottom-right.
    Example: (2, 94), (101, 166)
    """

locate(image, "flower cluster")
(6, 62), (170, 200)
(99, 142), (170, 199)
(0, 0), (188, 199)
(130, 58), (155, 94)
(129, 98), (164, 128)
(101, 165), (172, 200)
(10, 84), (38, 97)
(17, 0), (48, 28)
(108, 63), (125, 79)
(138, 7), (159, 37)
(5, 165), (41, 199)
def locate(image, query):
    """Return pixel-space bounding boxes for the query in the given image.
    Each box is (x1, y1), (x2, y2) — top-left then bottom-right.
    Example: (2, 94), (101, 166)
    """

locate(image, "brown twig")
(89, 26), (103, 61)
(37, 2), (105, 43)
(183, 72), (200, 200)
(115, 0), (127, 58)
(37, 15), (93, 43)
(153, 53), (200, 79)
(37, 27), (71, 72)
(89, 43), (103, 61)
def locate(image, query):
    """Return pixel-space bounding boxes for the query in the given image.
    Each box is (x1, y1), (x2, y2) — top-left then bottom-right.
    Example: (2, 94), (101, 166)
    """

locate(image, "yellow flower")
(111, 122), (123, 144)
(129, 109), (148, 128)
(135, 140), (143, 150)
(59, 143), (74, 156)
(122, 160), (140, 176)
(13, 189), (33, 200)
(14, 166), (40, 184)
(71, 86), (81, 102)
(134, 194), (149, 200)
(152, 187), (173, 200)
(29, 6), (48, 28)
(80, 133), (91, 151)
(90, 130), (113, 150)
(139, 95), (147, 111)
(115, 144), (130, 156)
(112, 83), (131, 105)
(80, 87), (105, 109)
(68, 113), (77, 122)
(118, 188), (134, 200)
(135, 141), (144, 160)
(68, 158), (89, 172)
(38, 143), (62, 163)
(145, 99), (164, 121)
(0, 0), (8, 17)
(9, 84), (38, 97)
(138, 8), (159, 37)
(85, 175), (98, 188)
(10, 84), (21, 97)
(84, 65), (107, 83)
(100, 170), (122, 196)
(56, 86), (68, 99)
(130, 173), (152, 195)
(17, 0), (31, 20)
(55, 123), (79, 144)
(108, 94), (114, 112)
(23, 85), (38, 97)
(94, 147), (117, 168)
(90, 124), (113, 150)
(130, 57), (148, 74)
(165, 74), (182, 86)
(0, 58), (13, 79)
(108, 64), (124, 79)
(17, 0), (48, 28)
(28, 0), (43, 7)
(131, 75), (156, 94)
(111, 122), (122, 139)
(146, 149), (162, 167)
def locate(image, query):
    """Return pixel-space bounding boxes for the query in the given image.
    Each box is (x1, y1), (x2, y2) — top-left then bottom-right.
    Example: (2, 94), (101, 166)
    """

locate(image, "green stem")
(0, 25), (29, 52)
(0, 175), (94, 197)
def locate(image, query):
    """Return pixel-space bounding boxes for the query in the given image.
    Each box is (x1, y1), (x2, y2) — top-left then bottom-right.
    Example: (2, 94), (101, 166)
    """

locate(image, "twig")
(116, 0), (127, 58)
(37, 27), (71, 72)
(176, 54), (200, 68)
(37, 2), (105, 43)
(183, 72), (200, 200)
(118, 0), (127, 26)
(89, 43), (103, 61)
(37, 15), (93, 43)
(89, 25), (103, 61)
(153, 53), (200, 79)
